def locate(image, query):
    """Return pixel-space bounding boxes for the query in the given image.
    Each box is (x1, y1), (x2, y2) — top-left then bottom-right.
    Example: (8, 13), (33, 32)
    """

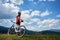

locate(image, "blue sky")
(0, 0), (60, 31)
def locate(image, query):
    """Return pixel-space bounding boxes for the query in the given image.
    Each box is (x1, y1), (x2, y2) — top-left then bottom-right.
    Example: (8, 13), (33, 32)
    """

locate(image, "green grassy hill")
(0, 34), (60, 40)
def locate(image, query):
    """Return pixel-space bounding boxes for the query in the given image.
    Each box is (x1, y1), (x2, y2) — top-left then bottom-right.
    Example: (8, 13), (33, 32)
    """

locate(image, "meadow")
(0, 34), (60, 40)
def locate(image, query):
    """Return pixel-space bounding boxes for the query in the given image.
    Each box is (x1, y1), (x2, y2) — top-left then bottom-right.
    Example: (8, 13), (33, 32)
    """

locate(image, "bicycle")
(8, 20), (26, 37)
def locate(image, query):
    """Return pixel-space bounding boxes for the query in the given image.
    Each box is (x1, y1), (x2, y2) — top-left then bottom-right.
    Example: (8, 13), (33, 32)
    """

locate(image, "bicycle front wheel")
(16, 25), (26, 37)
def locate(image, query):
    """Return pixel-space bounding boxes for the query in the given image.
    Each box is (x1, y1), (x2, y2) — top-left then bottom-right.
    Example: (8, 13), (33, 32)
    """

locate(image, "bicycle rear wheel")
(8, 25), (15, 35)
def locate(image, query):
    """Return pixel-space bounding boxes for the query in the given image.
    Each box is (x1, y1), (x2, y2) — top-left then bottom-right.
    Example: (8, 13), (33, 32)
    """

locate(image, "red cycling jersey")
(16, 16), (20, 23)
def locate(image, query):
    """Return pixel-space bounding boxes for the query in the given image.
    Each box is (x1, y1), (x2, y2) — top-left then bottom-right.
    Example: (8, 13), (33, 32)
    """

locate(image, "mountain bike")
(8, 20), (26, 37)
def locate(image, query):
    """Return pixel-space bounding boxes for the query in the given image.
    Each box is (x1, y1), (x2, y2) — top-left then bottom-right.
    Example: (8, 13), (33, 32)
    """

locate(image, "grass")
(0, 34), (60, 40)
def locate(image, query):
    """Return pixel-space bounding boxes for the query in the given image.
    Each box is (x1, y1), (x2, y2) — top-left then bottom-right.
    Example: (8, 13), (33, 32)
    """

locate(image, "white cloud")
(0, 3), (19, 19)
(21, 10), (41, 22)
(21, 10), (31, 20)
(30, 10), (52, 17)
(31, 10), (40, 16)
(41, 10), (52, 17)
(0, 19), (13, 24)
(3, 3), (19, 13)
(25, 18), (41, 25)
(31, 18), (40, 22)
(28, 0), (34, 2)
(38, 19), (60, 31)
(25, 18), (60, 31)
(21, 10), (60, 31)
(10, 0), (24, 5)
(56, 15), (60, 18)
(0, 19), (10, 25)
(41, 19), (59, 27)
(0, 19), (15, 27)
(26, 26), (37, 31)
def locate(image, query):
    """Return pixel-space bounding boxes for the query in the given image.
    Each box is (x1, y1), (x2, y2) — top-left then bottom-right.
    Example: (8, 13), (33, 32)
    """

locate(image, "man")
(16, 12), (21, 26)
(16, 12), (23, 32)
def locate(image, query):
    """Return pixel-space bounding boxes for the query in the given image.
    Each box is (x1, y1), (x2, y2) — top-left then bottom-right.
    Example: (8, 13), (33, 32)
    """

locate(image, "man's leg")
(17, 25), (20, 31)
(18, 22), (21, 31)
(16, 22), (21, 35)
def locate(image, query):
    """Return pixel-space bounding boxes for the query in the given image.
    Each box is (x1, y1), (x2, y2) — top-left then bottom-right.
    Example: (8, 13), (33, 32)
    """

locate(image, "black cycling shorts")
(16, 22), (20, 25)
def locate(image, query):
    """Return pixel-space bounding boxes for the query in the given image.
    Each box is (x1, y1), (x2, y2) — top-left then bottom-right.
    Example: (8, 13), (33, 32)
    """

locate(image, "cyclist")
(16, 12), (23, 32)
(8, 12), (25, 37)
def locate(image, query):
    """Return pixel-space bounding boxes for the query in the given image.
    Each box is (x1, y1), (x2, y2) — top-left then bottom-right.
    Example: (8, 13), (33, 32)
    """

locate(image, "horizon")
(0, 0), (60, 31)
(0, 25), (60, 32)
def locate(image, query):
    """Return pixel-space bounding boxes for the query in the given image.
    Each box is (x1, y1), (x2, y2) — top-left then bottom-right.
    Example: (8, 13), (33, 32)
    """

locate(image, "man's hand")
(21, 19), (23, 22)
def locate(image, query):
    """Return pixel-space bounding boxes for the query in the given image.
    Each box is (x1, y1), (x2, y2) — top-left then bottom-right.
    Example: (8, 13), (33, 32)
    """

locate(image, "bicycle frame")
(8, 20), (26, 37)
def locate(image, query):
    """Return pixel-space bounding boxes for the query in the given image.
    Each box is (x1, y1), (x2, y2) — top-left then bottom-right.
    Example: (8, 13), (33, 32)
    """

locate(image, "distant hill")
(39, 30), (60, 35)
(0, 26), (8, 34)
(0, 26), (60, 35)
(51, 29), (60, 32)
(25, 29), (37, 34)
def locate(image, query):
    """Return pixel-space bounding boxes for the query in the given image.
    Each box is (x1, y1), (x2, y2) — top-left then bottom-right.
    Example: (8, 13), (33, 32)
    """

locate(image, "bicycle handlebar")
(10, 20), (23, 24)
